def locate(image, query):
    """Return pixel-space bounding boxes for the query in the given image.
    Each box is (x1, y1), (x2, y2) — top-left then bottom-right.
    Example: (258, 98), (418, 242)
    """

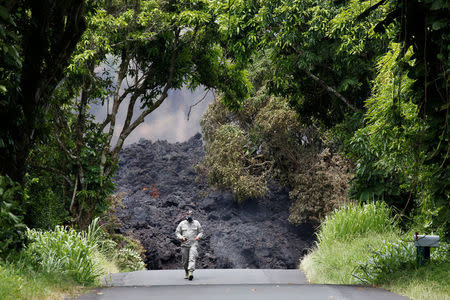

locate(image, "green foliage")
(302, 232), (450, 299)
(302, 203), (450, 300)
(0, 0), (86, 186)
(24, 226), (102, 285)
(359, 0), (450, 239)
(0, 216), (145, 299)
(353, 240), (415, 284)
(346, 42), (449, 236)
(381, 261), (450, 300)
(354, 240), (450, 286)
(0, 3), (21, 96)
(301, 203), (400, 284)
(302, 232), (400, 284)
(349, 44), (420, 203)
(23, 215), (145, 285)
(21, 0), (258, 229)
(5, 214), (145, 295)
(26, 96), (116, 229)
(0, 175), (26, 256)
(0, 259), (79, 300)
(259, 0), (391, 126)
(74, 0), (254, 109)
(200, 122), (268, 203)
(96, 194), (146, 272)
(317, 202), (395, 245)
(115, 248), (146, 272)
(96, 229), (146, 272)
(24, 177), (69, 230)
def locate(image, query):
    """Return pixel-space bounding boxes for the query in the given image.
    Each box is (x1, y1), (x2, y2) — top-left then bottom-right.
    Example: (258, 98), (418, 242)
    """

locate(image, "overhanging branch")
(304, 69), (359, 112)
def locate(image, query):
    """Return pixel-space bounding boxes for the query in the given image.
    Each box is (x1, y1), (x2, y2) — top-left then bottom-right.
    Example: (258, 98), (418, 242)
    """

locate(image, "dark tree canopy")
(0, 0), (87, 185)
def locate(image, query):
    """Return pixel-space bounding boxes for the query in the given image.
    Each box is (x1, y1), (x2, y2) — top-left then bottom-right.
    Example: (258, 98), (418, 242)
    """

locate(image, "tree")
(354, 0), (449, 236)
(0, 0), (87, 252)
(0, 0), (87, 186)
(257, 0), (391, 127)
(26, 0), (254, 227)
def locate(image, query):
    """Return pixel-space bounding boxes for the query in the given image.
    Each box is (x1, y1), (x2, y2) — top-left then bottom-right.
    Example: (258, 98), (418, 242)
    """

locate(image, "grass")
(381, 261), (450, 300)
(301, 232), (400, 284)
(0, 261), (81, 300)
(0, 217), (145, 300)
(317, 201), (394, 245)
(301, 202), (450, 300)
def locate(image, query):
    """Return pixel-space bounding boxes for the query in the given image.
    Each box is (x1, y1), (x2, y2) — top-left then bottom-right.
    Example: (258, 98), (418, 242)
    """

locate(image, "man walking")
(175, 210), (203, 280)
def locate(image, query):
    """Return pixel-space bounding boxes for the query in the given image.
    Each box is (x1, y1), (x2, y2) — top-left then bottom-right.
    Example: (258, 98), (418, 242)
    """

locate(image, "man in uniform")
(175, 209), (203, 280)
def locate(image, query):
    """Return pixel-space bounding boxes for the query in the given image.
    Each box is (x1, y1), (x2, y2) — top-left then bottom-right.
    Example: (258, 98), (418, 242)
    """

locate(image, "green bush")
(24, 225), (102, 285)
(116, 248), (146, 272)
(353, 240), (450, 285)
(431, 242), (450, 262)
(0, 175), (26, 257)
(24, 181), (69, 230)
(301, 203), (449, 299)
(0, 258), (79, 300)
(97, 232), (146, 272)
(317, 202), (395, 245)
(353, 240), (415, 284)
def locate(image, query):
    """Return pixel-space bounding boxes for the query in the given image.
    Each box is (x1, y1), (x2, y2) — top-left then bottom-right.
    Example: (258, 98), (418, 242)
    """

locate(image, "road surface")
(71, 269), (409, 300)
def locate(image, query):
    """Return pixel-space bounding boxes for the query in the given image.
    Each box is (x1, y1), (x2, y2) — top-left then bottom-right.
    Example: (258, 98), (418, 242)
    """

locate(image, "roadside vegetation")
(301, 203), (450, 300)
(0, 0), (448, 299)
(0, 218), (145, 300)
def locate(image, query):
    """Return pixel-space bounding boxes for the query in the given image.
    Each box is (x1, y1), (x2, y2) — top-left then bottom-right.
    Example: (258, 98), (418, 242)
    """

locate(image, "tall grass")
(317, 202), (394, 245)
(25, 223), (103, 285)
(302, 232), (400, 284)
(0, 259), (79, 300)
(301, 202), (450, 300)
(1, 217), (146, 299)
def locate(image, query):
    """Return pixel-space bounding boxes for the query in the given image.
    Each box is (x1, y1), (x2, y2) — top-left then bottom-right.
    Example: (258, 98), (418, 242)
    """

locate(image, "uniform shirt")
(175, 219), (203, 247)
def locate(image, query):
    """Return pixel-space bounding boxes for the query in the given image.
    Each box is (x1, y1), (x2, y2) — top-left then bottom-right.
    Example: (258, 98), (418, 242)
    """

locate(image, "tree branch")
(100, 54), (129, 178)
(105, 54), (130, 145)
(187, 90), (211, 121)
(304, 69), (359, 112)
(69, 176), (78, 213)
(30, 164), (74, 187)
(105, 46), (178, 177)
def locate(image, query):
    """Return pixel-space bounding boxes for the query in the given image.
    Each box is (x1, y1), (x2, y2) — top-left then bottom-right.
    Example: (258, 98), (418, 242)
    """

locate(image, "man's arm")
(195, 221), (203, 240)
(175, 222), (184, 240)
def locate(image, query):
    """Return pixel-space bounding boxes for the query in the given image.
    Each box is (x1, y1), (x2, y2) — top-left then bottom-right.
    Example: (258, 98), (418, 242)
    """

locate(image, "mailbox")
(414, 235), (440, 247)
(414, 234), (439, 266)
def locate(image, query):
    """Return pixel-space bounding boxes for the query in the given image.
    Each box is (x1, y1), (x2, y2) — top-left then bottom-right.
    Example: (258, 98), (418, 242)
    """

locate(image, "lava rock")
(114, 133), (314, 269)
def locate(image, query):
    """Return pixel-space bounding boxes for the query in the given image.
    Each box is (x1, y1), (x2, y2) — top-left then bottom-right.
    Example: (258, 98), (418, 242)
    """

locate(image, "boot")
(184, 270), (189, 279)
(188, 270), (194, 281)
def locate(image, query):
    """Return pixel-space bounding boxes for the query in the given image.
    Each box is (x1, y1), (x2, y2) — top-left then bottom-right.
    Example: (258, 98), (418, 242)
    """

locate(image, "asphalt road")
(71, 269), (409, 300)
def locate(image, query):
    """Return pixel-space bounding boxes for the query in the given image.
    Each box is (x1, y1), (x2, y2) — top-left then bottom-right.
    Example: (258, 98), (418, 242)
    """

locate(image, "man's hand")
(195, 237), (199, 241)
(182, 237), (187, 241)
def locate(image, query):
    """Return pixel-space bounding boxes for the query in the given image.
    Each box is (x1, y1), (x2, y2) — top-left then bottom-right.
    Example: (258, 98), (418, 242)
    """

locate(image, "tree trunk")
(0, 1), (86, 189)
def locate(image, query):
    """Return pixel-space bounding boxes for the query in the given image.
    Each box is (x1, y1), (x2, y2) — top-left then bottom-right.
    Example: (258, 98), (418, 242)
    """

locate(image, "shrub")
(431, 242), (449, 262)
(25, 225), (102, 285)
(352, 240), (415, 284)
(96, 231), (146, 272)
(116, 248), (146, 272)
(0, 175), (26, 257)
(317, 202), (395, 245)
(24, 177), (69, 230)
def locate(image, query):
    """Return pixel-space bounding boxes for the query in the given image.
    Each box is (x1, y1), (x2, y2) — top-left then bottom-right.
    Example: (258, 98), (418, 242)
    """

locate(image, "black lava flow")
(114, 133), (314, 270)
